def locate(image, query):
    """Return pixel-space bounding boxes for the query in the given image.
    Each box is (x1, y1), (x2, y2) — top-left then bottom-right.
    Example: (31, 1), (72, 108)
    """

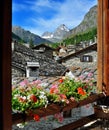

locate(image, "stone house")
(59, 43), (97, 79)
(12, 42), (66, 78)
(32, 43), (55, 59)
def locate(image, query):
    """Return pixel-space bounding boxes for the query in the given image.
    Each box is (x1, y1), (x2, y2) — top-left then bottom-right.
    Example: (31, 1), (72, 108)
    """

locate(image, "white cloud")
(34, 0), (53, 8)
(12, 3), (28, 12)
(13, 0), (97, 36)
(26, 0), (61, 13)
(28, 0), (97, 35)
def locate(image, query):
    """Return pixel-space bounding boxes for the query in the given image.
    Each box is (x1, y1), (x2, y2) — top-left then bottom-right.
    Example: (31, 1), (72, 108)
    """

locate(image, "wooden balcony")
(12, 93), (105, 127)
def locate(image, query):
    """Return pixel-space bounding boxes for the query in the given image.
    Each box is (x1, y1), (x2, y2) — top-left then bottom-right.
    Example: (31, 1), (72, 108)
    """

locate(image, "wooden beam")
(97, 0), (109, 95)
(97, 0), (104, 92)
(103, 0), (109, 95)
(94, 105), (109, 119)
(54, 114), (97, 130)
(0, 0), (12, 130)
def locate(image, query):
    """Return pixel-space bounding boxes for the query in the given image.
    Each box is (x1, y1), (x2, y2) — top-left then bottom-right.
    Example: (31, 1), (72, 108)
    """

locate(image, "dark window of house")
(80, 55), (93, 62)
(39, 47), (45, 51)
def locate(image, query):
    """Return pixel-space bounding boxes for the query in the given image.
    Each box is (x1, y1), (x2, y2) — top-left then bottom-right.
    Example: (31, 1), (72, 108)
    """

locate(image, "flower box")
(12, 93), (105, 125)
(12, 75), (104, 125)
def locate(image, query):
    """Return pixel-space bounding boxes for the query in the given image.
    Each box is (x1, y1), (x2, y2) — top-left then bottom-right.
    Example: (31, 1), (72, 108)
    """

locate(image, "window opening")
(26, 62), (40, 77)
(10, 0), (109, 129)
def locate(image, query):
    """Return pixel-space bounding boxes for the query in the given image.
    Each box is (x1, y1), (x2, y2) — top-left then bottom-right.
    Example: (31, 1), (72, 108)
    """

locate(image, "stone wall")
(62, 50), (97, 80)
(12, 42), (66, 78)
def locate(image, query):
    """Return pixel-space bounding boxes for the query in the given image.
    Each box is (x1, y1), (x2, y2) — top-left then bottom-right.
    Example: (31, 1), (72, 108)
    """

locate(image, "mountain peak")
(41, 24), (70, 42)
(57, 24), (70, 32)
(42, 31), (53, 39)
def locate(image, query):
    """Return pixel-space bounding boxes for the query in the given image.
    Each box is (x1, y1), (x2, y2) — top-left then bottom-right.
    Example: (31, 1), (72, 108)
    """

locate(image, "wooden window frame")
(0, 0), (12, 130)
(97, 0), (109, 95)
(0, 0), (109, 130)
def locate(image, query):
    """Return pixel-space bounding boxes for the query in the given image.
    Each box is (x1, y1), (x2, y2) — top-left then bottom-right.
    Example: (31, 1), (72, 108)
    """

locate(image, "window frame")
(80, 55), (93, 62)
(0, 0), (12, 130)
(97, 0), (109, 95)
(1, 0), (109, 130)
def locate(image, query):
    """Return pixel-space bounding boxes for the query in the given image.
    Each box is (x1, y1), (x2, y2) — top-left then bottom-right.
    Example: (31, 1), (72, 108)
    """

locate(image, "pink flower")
(79, 75), (85, 80)
(85, 79), (89, 83)
(88, 72), (93, 77)
(66, 99), (70, 104)
(36, 85), (42, 89)
(70, 97), (75, 102)
(89, 83), (93, 86)
(50, 84), (59, 94)
(19, 79), (29, 87)
(54, 113), (64, 122)
(32, 80), (42, 85)
(30, 80), (42, 88)
(60, 94), (67, 100)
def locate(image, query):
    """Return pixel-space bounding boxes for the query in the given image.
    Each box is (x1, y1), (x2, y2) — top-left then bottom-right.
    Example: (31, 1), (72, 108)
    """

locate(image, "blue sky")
(12, 0), (97, 36)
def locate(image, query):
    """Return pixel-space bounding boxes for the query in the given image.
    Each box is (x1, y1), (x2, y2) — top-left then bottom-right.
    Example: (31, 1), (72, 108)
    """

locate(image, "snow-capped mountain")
(42, 31), (53, 39)
(42, 24), (70, 43)
(53, 24), (70, 39)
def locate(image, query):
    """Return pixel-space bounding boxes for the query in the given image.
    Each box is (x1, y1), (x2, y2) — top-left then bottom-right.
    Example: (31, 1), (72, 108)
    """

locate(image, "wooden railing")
(12, 93), (105, 127)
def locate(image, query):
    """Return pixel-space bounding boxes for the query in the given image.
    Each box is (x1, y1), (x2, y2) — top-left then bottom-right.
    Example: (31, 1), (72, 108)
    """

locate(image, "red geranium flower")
(60, 94), (67, 100)
(33, 114), (40, 121)
(58, 79), (63, 83)
(30, 95), (37, 102)
(77, 87), (86, 95)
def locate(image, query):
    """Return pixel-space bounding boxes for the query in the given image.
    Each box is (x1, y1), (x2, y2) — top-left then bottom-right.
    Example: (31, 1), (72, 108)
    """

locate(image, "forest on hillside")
(51, 27), (97, 48)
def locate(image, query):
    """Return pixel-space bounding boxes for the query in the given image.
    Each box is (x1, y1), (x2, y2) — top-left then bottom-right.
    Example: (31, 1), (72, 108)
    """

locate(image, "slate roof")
(12, 42), (66, 77)
(32, 43), (55, 50)
(58, 43), (97, 62)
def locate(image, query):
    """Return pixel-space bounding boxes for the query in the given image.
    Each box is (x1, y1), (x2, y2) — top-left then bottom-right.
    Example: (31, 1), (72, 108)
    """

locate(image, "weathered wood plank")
(97, 0), (109, 95)
(97, 0), (104, 92)
(103, 0), (109, 95)
(55, 106), (109, 130)
(54, 114), (97, 130)
(94, 105), (109, 119)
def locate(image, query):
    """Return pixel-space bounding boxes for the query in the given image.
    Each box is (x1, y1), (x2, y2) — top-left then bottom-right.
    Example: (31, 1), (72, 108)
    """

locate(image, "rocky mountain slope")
(42, 5), (97, 42)
(68, 5), (97, 37)
(12, 26), (52, 44)
(12, 32), (25, 42)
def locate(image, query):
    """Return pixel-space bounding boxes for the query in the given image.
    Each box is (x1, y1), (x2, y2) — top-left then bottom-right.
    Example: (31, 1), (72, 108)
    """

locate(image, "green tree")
(29, 38), (34, 48)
